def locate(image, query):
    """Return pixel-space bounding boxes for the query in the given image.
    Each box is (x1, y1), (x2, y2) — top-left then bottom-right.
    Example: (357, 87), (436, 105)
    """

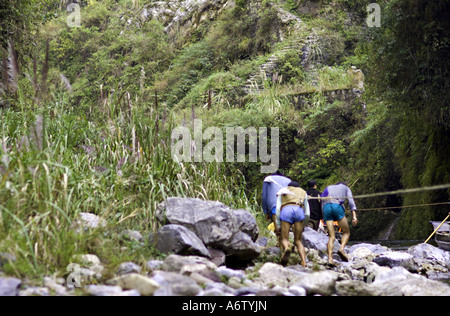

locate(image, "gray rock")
(108, 273), (160, 296)
(117, 262), (142, 275)
(255, 237), (269, 248)
(290, 270), (339, 296)
(335, 280), (382, 296)
(146, 260), (163, 271)
(348, 243), (389, 255)
(373, 251), (417, 272)
(161, 254), (217, 273)
(216, 266), (246, 281)
(363, 262), (392, 283)
(208, 248), (226, 267)
(0, 277), (21, 296)
(371, 267), (450, 296)
(120, 230), (143, 242)
(227, 276), (244, 289)
(198, 287), (234, 296)
(71, 254), (105, 282)
(407, 243), (450, 265)
(253, 262), (305, 288)
(0, 253), (16, 269)
(349, 247), (376, 262)
(222, 231), (261, 262)
(288, 285), (307, 296)
(85, 284), (140, 296)
(264, 246), (281, 261)
(151, 271), (202, 296)
(151, 224), (210, 258)
(302, 227), (340, 254)
(19, 287), (50, 296)
(203, 282), (237, 296)
(73, 254), (101, 267)
(72, 212), (107, 233)
(233, 209), (259, 242)
(156, 198), (260, 261)
(43, 277), (68, 296)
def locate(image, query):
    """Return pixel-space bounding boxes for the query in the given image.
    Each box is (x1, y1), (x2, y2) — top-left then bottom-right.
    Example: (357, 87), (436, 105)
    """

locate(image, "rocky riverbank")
(1, 198), (449, 296)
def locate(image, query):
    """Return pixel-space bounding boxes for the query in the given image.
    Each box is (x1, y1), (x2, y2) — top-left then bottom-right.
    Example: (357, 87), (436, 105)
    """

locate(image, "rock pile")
(1, 198), (450, 296)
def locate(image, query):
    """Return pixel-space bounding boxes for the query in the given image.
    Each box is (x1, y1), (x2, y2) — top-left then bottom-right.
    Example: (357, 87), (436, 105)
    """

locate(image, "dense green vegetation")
(0, 0), (449, 279)
(350, 0), (450, 239)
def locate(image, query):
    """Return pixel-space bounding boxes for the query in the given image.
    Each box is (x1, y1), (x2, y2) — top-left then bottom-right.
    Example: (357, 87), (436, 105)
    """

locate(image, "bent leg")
(326, 220), (336, 264)
(337, 216), (350, 262)
(293, 221), (306, 267)
(281, 221), (292, 251)
(281, 221), (292, 265)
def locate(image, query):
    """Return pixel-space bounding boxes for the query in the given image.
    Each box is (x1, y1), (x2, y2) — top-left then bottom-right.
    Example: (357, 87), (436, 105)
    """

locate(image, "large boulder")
(0, 277), (21, 296)
(302, 227), (340, 254)
(151, 224), (210, 258)
(253, 262), (305, 288)
(407, 243), (450, 265)
(373, 252), (417, 272)
(290, 270), (339, 296)
(156, 198), (260, 262)
(370, 266), (450, 296)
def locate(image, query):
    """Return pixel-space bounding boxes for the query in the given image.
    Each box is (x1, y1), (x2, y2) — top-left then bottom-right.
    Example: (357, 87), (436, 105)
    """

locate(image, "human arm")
(275, 194), (282, 231)
(351, 210), (358, 227)
(346, 186), (357, 212)
(345, 187), (358, 226)
(303, 195), (310, 220)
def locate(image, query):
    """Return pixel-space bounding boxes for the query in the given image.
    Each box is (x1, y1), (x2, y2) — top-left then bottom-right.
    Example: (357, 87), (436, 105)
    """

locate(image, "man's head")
(308, 180), (317, 189)
(272, 170), (285, 177)
(288, 181), (300, 188)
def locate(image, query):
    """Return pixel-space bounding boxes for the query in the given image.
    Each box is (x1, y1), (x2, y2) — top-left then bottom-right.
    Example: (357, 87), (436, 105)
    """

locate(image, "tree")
(358, 0), (450, 239)
(0, 0), (58, 103)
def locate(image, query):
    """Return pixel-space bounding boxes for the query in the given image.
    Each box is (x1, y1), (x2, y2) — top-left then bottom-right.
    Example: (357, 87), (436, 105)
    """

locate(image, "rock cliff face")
(143, 0), (232, 37)
(143, 0), (304, 41)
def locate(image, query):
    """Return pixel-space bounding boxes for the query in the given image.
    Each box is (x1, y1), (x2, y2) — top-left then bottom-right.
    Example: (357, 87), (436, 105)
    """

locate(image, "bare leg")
(281, 221), (292, 265)
(337, 217), (350, 261)
(272, 214), (282, 248)
(326, 220), (336, 264)
(293, 221), (306, 267)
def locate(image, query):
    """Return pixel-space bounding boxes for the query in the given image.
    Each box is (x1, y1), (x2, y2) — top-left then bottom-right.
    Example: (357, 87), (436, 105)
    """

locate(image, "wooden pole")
(425, 212), (450, 244)
(208, 89), (212, 111)
(155, 89), (159, 137)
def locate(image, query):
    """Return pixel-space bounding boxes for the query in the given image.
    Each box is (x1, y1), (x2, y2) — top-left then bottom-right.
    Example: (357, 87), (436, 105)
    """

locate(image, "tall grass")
(0, 90), (259, 279)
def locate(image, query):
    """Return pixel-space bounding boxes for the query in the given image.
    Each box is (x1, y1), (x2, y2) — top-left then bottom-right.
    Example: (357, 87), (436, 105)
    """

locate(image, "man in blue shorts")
(321, 182), (358, 265)
(275, 181), (310, 267)
(262, 171), (291, 234)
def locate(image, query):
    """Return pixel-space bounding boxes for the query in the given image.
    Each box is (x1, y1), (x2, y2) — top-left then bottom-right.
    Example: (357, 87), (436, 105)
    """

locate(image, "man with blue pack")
(321, 182), (358, 265)
(262, 171), (291, 235)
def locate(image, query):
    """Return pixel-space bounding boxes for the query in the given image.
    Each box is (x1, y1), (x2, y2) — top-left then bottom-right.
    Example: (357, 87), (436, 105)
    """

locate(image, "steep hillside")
(1, 0), (448, 279)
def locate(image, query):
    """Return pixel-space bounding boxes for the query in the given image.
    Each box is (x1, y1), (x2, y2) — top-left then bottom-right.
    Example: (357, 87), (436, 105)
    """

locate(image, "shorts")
(323, 203), (345, 222)
(269, 206), (277, 216)
(280, 205), (305, 224)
